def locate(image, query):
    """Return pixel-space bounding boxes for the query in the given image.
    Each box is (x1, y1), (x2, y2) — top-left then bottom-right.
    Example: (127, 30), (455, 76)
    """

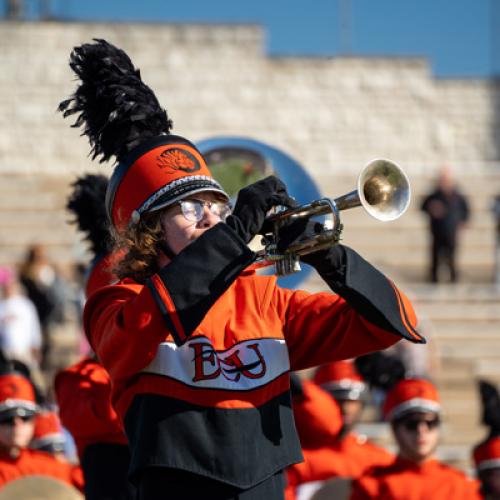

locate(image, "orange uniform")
(288, 434), (394, 494)
(0, 445), (83, 491)
(84, 227), (422, 488)
(350, 456), (480, 500)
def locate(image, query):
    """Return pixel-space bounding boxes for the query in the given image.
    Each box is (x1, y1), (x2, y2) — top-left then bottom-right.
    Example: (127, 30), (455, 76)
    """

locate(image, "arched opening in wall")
(203, 147), (272, 198)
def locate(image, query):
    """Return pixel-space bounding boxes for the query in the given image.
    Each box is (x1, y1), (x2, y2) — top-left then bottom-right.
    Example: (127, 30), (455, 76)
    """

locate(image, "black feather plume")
(67, 174), (112, 256)
(355, 352), (406, 391)
(478, 380), (500, 437)
(59, 38), (173, 163)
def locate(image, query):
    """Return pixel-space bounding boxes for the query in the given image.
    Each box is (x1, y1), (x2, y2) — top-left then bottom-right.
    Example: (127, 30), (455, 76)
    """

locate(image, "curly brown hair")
(113, 211), (164, 283)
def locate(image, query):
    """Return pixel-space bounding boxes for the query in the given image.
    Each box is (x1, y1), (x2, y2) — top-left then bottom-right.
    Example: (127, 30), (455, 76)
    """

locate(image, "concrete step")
(0, 210), (71, 226)
(418, 299), (500, 317)
(474, 359), (500, 377)
(0, 191), (63, 210)
(437, 342), (500, 359)
(0, 229), (77, 246)
(409, 283), (500, 300)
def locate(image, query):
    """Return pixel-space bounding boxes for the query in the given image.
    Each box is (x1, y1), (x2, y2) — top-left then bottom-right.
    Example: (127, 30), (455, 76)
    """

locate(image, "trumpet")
(256, 159), (411, 276)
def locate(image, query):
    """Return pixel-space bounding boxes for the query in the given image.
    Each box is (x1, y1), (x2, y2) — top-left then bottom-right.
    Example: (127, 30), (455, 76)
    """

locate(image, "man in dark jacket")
(421, 166), (469, 283)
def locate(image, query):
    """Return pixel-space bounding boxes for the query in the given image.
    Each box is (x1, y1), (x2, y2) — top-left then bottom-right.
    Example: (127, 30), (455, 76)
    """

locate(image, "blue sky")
(2, 0), (497, 77)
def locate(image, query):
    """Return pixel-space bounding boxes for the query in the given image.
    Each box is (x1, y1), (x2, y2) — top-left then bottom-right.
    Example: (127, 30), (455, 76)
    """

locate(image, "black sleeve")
(312, 245), (425, 344)
(146, 223), (255, 346)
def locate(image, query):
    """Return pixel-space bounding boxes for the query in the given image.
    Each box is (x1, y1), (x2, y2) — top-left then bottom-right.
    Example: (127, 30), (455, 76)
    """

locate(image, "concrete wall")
(1, 21), (500, 179)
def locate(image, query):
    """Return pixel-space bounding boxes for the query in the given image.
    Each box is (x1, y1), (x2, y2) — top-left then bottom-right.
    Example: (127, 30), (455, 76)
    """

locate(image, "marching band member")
(55, 174), (136, 499)
(474, 437), (500, 500)
(286, 361), (393, 500)
(0, 372), (83, 490)
(59, 39), (424, 500)
(285, 374), (343, 500)
(30, 410), (66, 462)
(350, 378), (479, 499)
(472, 380), (500, 499)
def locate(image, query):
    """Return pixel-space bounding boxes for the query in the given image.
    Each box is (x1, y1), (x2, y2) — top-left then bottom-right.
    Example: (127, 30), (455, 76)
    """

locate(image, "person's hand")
(276, 217), (345, 273)
(225, 176), (295, 243)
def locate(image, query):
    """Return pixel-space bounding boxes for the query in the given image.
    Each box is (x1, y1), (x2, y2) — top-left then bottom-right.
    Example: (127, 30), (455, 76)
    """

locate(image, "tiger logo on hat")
(157, 148), (201, 173)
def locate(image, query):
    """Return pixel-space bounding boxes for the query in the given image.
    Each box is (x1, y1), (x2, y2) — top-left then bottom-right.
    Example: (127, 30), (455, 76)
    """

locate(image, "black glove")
(276, 217), (345, 277)
(225, 176), (295, 243)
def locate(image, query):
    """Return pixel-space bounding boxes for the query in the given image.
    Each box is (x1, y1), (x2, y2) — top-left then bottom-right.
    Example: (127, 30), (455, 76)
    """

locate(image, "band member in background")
(55, 174), (136, 500)
(0, 372), (83, 491)
(313, 361), (394, 468)
(474, 437), (500, 500)
(286, 361), (393, 500)
(472, 380), (500, 499)
(285, 374), (343, 500)
(350, 379), (479, 499)
(30, 410), (66, 462)
(59, 39), (424, 500)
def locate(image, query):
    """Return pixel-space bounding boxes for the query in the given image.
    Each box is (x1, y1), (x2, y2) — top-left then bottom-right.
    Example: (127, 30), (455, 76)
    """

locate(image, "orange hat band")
(477, 458), (500, 471)
(387, 397), (441, 421)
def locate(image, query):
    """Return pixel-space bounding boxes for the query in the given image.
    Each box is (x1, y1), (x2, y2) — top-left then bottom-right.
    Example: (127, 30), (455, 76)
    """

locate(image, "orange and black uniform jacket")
(0, 448), (83, 491)
(84, 223), (422, 488)
(285, 380), (393, 500)
(350, 456), (481, 500)
(55, 357), (135, 500)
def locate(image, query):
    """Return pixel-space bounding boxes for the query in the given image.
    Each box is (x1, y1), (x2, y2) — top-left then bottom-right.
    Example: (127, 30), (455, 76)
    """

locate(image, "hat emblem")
(157, 148), (201, 173)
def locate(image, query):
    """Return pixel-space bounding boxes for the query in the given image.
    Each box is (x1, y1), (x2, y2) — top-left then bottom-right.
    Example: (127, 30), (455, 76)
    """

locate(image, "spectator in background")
(350, 379), (480, 499)
(0, 266), (41, 370)
(18, 244), (66, 368)
(492, 195), (500, 288)
(421, 166), (469, 283)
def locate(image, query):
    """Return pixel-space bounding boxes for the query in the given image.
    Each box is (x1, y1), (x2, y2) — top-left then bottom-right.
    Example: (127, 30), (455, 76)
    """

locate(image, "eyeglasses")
(400, 417), (440, 432)
(177, 199), (231, 223)
(0, 414), (34, 426)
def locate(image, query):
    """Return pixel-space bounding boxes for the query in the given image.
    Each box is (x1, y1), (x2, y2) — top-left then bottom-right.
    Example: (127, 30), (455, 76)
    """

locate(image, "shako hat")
(473, 380), (500, 471)
(0, 373), (37, 420)
(313, 360), (366, 401)
(474, 437), (500, 471)
(383, 378), (440, 421)
(59, 39), (228, 231)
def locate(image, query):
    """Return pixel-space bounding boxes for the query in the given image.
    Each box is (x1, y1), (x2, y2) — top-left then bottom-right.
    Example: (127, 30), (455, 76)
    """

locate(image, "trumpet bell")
(257, 157), (412, 276)
(357, 159), (411, 221)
